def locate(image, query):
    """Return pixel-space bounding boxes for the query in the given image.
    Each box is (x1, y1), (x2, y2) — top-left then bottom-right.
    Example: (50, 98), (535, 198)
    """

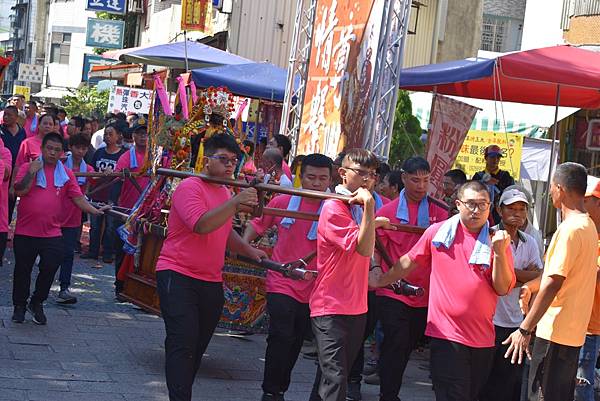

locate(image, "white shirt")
(523, 220), (544, 259)
(493, 229), (543, 328)
(279, 174), (293, 188)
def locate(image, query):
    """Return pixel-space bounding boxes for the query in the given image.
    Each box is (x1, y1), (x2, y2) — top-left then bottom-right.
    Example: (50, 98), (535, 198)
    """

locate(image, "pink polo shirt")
(115, 148), (150, 209)
(14, 163), (82, 238)
(0, 147), (12, 233)
(376, 198), (448, 307)
(23, 116), (37, 138)
(282, 160), (293, 180)
(15, 135), (43, 168)
(407, 221), (515, 348)
(60, 164), (94, 228)
(309, 199), (370, 317)
(250, 195), (320, 304)
(156, 177), (232, 282)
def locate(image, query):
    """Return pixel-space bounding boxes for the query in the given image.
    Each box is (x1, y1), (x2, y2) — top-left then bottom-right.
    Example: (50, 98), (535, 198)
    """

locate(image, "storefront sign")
(17, 63), (43, 83)
(85, 18), (125, 49)
(453, 130), (524, 180)
(107, 86), (152, 115)
(586, 119), (600, 151)
(82, 54), (116, 82)
(13, 85), (30, 101)
(298, 0), (384, 157)
(86, 0), (126, 14)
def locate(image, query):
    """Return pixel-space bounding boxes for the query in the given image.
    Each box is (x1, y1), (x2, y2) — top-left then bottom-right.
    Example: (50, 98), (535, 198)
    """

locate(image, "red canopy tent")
(399, 45), (600, 236)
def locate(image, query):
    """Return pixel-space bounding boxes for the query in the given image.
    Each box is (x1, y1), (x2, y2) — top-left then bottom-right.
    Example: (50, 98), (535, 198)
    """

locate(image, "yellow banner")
(181, 0), (212, 32)
(13, 85), (30, 101)
(453, 130), (524, 180)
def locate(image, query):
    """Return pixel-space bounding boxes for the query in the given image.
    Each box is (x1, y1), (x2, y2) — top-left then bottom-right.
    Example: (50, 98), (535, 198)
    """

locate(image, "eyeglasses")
(458, 200), (491, 212)
(345, 167), (377, 180)
(208, 155), (239, 166)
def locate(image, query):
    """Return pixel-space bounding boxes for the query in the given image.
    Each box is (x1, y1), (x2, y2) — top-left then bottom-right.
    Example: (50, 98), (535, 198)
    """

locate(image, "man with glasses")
(156, 133), (266, 401)
(371, 180), (515, 401)
(310, 149), (394, 401)
(112, 117), (150, 297)
(374, 157), (448, 401)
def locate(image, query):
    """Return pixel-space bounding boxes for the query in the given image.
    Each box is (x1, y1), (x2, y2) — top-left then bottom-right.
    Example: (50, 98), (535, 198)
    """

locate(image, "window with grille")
(481, 16), (506, 52)
(49, 32), (71, 64)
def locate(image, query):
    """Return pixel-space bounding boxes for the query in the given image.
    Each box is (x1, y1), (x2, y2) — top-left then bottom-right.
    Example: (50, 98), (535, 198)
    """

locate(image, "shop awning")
(102, 41), (250, 69)
(191, 62), (296, 102)
(400, 45), (600, 108)
(33, 86), (74, 99)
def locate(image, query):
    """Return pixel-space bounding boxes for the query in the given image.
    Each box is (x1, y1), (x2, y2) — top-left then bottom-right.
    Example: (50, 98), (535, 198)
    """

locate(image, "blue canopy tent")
(103, 41), (250, 69)
(191, 62), (297, 102)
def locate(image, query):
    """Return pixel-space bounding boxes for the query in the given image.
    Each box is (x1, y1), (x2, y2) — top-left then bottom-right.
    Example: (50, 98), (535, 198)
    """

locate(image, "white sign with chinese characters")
(17, 63), (44, 83)
(107, 86), (152, 115)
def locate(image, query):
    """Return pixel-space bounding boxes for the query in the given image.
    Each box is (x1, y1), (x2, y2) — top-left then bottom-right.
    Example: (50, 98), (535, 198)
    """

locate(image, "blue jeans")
(88, 214), (115, 258)
(576, 334), (600, 401)
(59, 227), (79, 291)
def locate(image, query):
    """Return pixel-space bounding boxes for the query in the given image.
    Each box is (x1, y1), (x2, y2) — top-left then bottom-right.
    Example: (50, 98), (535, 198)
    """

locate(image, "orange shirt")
(586, 237), (600, 335)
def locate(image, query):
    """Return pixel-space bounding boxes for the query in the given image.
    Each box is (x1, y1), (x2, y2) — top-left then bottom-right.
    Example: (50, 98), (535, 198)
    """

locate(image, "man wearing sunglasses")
(156, 133), (267, 401)
(371, 180), (515, 401)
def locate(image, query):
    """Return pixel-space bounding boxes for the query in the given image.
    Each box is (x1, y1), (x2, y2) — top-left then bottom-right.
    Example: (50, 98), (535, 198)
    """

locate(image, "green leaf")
(63, 85), (110, 119)
(388, 90), (424, 168)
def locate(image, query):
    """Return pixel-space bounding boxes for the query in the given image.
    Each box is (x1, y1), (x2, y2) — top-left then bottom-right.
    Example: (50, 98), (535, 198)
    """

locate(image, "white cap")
(499, 188), (529, 206)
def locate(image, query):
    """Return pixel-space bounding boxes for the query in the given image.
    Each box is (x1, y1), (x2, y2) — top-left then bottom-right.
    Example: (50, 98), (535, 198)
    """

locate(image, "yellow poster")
(13, 85), (30, 101)
(181, 0), (212, 33)
(453, 130), (524, 180)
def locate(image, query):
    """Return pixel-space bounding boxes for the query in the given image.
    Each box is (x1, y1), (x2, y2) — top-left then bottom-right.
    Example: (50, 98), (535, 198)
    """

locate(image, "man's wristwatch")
(518, 327), (532, 336)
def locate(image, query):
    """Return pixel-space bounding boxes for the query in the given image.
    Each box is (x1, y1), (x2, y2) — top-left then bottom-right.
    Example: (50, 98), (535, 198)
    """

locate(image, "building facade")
(480, 0), (526, 52)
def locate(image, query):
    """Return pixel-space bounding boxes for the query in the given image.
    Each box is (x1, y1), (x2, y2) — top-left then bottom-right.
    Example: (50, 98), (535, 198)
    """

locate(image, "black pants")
(0, 231), (8, 263)
(528, 337), (580, 401)
(430, 337), (495, 401)
(114, 232), (125, 294)
(12, 235), (63, 306)
(156, 269), (225, 401)
(312, 314), (367, 401)
(480, 325), (523, 401)
(8, 193), (16, 226)
(349, 291), (379, 382)
(378, 296), (428, 401)
(262, 293), (311, 395)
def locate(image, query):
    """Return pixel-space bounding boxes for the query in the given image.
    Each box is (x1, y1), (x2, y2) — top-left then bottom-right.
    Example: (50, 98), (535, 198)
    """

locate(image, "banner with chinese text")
(107, 86), (152, 115)
(298, 0), (384, 157)
(86, 0), (125, 15)
(181, 0), (212, 32)
(453, 130), (524, 180)
(426, 95), (478, 198)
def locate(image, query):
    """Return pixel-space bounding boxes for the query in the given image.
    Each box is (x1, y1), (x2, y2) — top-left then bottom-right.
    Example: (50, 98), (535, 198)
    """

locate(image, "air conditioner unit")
(128, 0), (143, 14)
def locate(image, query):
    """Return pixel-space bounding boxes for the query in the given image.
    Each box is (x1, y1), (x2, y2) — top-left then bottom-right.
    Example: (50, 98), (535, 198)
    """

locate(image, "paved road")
(0, 242), (435, 401)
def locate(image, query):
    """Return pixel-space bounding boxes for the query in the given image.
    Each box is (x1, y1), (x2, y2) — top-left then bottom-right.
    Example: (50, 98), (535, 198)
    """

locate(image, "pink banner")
(426, 95), (479, 198)
(153, 74), (173, 116)
(176, 76), (189, 119)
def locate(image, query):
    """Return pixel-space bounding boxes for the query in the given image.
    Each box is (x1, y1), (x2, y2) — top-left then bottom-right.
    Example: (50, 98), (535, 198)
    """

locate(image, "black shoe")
(11, 305), (25, 323)
(102, 256), (114, 264)
(346, 381), (362, 401)
(80, 253), (98, 260)
(261, 393), (285, 401)
(27, 302), (47, 325)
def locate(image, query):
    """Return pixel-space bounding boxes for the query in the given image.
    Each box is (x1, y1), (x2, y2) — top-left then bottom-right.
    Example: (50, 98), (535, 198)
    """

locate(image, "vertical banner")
(298, 0), (384, 158)
(426, 95), (479, 198)
(181, 0), (212, 32)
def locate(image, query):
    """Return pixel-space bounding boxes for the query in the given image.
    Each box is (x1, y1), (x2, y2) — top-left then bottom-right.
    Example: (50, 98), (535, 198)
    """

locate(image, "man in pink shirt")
(243, 153), (333, 401)
(15, 113), (56, 168)
(23, 101), (39, 138)
(310, 149), (393, 401)
(267, 134), (293, 181)
(375, 157), (448, 401)
(155, 133), (266, 401)
(371, 180), (515, 401)
(112, 118), (150, 296)
(11, 132), (106, 325)
(0, 145), (11, 265)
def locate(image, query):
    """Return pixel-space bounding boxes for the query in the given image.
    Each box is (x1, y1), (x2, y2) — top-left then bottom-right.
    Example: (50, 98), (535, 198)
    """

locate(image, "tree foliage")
(388, 90), (424, 168)
(63, 85), (109, 118)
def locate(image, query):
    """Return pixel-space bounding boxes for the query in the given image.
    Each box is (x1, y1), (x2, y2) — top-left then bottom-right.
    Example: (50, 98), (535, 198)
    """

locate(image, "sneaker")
(261, 393), (285, 401)
(11, 305), (25, 323)
(56, 290), (77, 305)
(27, 302), (47, 325)
(363, 372), (380, 385)
(346, 381), (362, 401)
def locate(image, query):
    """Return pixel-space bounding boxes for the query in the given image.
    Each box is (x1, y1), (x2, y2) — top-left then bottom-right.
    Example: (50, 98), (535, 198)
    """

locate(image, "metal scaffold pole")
(364, 0), (412, 160)
(279, 0), (318, 157)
